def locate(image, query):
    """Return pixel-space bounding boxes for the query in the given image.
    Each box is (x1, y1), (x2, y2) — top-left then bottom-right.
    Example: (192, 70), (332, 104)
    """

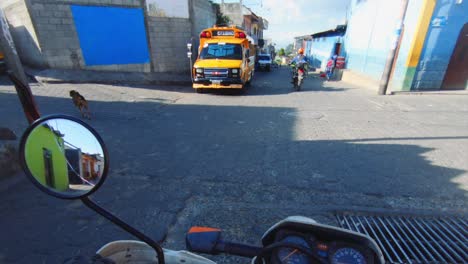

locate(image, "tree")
(278, 48), (285, 57)
(285, 44), (294, 56)
(211, 2), (231, 26)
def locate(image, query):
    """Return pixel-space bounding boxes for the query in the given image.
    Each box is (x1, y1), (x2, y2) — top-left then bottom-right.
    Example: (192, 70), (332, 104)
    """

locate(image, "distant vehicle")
(191, 25), (255, 94)
(257, 54), (272, 72)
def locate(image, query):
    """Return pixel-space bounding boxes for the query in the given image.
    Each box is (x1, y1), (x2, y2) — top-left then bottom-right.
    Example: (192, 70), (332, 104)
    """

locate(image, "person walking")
(325, 54), (338, 81)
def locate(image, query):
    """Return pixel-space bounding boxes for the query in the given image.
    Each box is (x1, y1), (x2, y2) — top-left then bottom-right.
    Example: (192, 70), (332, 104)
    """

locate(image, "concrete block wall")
(26, 0), (146, 71)
(27, 1), (81, 69)
(147, 16), (191, 73)
(221, 3), (243, 27)
(1, 0), (46, 67)
(3, 0), (217, 73)
(191, 0), (216, 58)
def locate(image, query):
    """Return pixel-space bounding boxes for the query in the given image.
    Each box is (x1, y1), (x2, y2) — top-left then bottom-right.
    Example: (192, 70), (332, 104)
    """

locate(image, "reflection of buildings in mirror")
(64, 142), (101, 187)
(81, 152), (103, 183)
(25, 124), (69, 191)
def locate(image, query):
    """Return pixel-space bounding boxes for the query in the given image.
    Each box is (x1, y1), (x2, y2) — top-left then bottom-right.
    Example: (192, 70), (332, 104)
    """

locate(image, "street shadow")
(0, 91), (466, 263)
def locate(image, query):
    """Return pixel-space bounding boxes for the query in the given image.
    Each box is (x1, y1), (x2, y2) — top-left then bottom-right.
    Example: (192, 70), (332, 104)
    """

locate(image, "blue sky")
(214, 0), (351, 49)
(46, 119), (104, 156)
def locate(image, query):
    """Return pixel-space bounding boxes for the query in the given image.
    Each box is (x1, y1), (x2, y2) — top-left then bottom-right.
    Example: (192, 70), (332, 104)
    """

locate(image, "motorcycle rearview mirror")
(19, 115), (166, 264)
(19, 115), (108, 199)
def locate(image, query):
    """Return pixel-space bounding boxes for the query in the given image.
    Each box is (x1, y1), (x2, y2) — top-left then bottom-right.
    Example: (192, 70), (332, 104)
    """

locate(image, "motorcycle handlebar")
(215, 241), (262, 258)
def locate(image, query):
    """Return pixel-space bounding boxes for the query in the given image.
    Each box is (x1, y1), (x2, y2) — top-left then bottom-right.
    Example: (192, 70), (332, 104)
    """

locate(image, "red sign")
(336, 56), (345, 69)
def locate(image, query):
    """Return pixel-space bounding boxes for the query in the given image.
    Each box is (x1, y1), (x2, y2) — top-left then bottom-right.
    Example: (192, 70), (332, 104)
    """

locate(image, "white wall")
(147, 0), (189, 18)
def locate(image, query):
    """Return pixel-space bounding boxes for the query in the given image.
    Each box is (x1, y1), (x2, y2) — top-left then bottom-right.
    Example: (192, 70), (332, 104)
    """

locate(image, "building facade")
(297, 26), (346, 71)
(344, 0), (467, 91)
(220, 2), (268, 48)
(1, 0), (216, 73)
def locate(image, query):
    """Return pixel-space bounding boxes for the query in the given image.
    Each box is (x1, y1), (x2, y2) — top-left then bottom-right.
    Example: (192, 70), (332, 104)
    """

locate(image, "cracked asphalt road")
(0, 68), (467, 263)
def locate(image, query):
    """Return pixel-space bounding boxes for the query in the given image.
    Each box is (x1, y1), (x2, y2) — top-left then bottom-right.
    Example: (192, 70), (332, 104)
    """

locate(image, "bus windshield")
(200, 43), (242, 60)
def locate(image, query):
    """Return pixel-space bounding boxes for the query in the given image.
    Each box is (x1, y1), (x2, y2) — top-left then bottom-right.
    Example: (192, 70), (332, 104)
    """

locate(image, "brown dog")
(70, 90), (91, 120)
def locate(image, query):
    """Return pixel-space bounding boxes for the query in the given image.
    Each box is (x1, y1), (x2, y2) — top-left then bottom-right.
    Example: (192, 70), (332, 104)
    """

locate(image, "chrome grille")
(336, 212), (468, 264)
(204, 68), (229, 78)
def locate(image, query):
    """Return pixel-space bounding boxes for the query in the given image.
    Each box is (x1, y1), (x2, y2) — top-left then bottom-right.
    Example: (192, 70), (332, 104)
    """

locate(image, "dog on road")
(69, 90), (91, 120)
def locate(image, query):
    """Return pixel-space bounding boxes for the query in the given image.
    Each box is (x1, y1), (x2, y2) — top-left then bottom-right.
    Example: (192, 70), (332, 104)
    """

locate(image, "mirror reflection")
(24, 118), (105, 197)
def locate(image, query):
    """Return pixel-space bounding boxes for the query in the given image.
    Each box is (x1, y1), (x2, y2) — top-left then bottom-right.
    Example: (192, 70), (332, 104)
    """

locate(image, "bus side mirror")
(187, 43), (193, 59)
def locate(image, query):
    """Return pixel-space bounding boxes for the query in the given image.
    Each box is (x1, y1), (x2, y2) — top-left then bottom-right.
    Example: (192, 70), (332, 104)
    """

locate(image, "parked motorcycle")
(290, 62), (306, 91)
(18, 114), (385, 264)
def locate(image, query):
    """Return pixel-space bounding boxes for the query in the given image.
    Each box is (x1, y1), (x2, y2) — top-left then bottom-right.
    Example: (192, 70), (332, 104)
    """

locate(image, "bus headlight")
(195, 68), (204, 78)
(231, 68), (240, 77)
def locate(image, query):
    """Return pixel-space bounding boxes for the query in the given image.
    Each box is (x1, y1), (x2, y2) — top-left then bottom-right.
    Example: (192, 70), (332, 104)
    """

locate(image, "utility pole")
(0, 9), (40, 123)
(378, 0), (410, 95)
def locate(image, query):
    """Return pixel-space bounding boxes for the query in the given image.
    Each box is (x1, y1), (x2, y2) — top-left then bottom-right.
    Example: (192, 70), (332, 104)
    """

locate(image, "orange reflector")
(317, 243), (328, 251)
(188, 226), (221, 233)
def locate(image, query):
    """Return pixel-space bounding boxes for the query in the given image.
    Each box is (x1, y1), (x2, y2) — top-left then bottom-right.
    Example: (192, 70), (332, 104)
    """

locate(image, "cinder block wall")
(147, 16), (191, 73)
(26, 0), (147, 72)
(147, 0), (215, 73)
(2, 0), (217, 73)
(1, 0), (46, 67)
(191, 0), (216, 58)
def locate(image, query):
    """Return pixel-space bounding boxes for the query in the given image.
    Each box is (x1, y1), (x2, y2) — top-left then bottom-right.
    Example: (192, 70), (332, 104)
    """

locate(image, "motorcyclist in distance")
(291, 48), (308, 65)
(290, 48), (309, 83)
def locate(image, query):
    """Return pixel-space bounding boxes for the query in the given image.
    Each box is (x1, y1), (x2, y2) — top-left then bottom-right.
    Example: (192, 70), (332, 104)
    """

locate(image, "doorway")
(441, 23), (468, 90)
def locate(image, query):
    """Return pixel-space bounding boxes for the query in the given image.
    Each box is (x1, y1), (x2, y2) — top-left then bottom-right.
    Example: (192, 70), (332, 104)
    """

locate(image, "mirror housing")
(19, 114), (109, 199)
(186, 227), (222, 254)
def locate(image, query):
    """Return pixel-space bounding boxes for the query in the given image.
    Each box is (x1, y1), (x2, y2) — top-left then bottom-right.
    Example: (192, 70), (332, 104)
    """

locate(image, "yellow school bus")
(192, 26), (255, 93)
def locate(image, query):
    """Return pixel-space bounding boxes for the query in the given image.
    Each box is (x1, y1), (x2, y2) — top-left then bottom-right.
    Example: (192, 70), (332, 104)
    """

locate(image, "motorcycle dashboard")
(262, 217), (384, 264)
(270, 230), (375, 264)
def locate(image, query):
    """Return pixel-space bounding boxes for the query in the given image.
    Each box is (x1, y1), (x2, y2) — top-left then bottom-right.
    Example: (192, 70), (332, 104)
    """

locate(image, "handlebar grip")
(216, 241), (262, 258)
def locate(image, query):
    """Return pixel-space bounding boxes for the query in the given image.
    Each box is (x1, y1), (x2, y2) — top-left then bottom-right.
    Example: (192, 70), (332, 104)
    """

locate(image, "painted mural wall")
(344, 0), (467, 91)
(388, 0), (429, 92)
(71, 5), (150, 66)
(343, 0), (401, 80)
(413, 0), (468, 89)
(309, 36), (342, 71)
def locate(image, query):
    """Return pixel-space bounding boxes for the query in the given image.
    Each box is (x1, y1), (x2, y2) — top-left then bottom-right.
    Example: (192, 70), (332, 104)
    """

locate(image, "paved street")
(0, 68), (467, 263)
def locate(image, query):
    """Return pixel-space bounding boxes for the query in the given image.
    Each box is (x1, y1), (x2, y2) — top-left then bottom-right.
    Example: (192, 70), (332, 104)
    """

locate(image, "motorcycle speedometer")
(275, 236), (311, 264)
(331, 247), (367, 264)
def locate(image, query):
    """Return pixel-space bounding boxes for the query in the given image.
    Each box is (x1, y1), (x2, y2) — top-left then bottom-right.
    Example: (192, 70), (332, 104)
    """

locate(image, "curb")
(36, 78), (193, 87)
(25, 67), (193, 87)
(391, 90), (468, 95)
